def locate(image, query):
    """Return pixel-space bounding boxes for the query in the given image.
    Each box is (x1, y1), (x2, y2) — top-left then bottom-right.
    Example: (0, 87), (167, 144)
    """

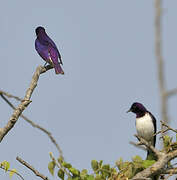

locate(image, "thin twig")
(161, 121), (177, 134)
(0, 90), (23, 102)
(16, 156), (49, 180)
(164, 167), (177, 174)
(155, 121), (177, 137)
(154, 128), (169, 136)
(166, 88), (177, 97)
(129, 141), (146, 151)
(130, 178), (151, 180)
(0, 93), (64, 159)
(134, 135), (163, 159)
(0, 166), (24, 180)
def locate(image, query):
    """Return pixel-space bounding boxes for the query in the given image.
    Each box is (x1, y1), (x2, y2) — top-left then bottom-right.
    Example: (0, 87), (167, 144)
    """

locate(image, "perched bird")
(127, 102), (157, 160)
(35, 26), (64, 74)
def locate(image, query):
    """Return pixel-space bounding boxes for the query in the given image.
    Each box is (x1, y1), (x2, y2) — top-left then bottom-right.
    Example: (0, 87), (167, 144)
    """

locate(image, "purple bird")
(35, 26), (64, 74)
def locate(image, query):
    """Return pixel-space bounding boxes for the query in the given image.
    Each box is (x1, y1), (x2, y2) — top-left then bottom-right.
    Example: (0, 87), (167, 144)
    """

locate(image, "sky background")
(1, 1), (177, 179)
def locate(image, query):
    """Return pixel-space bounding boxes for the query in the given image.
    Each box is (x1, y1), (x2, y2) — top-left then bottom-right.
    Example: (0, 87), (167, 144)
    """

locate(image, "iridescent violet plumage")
(35, 26), (64, 74)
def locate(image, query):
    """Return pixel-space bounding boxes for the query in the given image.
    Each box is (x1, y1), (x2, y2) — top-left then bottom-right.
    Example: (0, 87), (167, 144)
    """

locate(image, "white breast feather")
(136, 113), (154, 143)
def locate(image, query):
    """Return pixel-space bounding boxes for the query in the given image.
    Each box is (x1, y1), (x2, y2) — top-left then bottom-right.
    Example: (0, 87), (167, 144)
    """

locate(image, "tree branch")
(155, 0), (170, 131)
(0, 65), (52, 142)
(16, 156), (49, 180)
(164, 167), (177, 174)
(154, 121), (177, 137)
(161, 121), (177, 134)
(133, 149), (177, 179)
(134, 135), (164, 159)
(0, 93), (64, 158)
(166, 88), (177, 97)
(132, 133), (177, 178)
(129, 141), (146, 151)
(0, 90), (23, 101)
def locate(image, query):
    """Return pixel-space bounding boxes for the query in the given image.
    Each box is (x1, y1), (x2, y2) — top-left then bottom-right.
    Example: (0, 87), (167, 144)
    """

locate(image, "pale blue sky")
(1, 1), (177, 179)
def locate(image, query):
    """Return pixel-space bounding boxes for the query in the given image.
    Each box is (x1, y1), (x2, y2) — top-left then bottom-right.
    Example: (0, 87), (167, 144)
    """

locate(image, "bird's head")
(127, 102), (147, 117)
(35, 26), (46, 36)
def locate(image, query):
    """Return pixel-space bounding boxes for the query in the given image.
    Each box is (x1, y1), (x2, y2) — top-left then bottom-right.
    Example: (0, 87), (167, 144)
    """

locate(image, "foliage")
(0, 160), (17, 178)
(162, 135), (177, 152)
(48, 154), (156, 180)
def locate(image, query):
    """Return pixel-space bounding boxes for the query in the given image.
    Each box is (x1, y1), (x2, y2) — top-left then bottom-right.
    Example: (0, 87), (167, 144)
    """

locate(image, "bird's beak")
(126, 109), (131, 113)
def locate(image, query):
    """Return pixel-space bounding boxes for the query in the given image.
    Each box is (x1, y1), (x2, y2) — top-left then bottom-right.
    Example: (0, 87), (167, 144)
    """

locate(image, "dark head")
(35, 26), (46, 36)
(127, 102), (147, 117)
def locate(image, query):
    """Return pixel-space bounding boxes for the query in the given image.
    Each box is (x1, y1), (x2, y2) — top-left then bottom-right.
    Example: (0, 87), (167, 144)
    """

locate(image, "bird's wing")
(46, 35), (63, 65)
(149, 111), (157, 147)
(35, 39), (50, 61)
(48, 45), (59, 65)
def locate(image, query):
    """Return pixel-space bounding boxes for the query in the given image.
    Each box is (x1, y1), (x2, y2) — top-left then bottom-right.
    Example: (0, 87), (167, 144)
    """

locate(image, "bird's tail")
(146, 149), (157, 161)
(54, 63), (64, 75)
(146, 150), (158, 180)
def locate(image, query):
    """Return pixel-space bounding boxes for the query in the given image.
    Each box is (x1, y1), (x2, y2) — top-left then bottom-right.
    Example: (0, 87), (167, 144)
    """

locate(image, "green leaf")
(163, 135), (172, 147)
(116, 158), (123, 170)
(99, 160), (103, 168)
(69, 167), (80, 176)
(142, 160), (155, 168)
(80, 169), (88, 179)
(72, 178), (79, 180)
(110, 167), (117, 176)
(62, 161), (72, 168)
(101, 164), (111, 178)
(95, 174), (104, 180)
(116, 158), (130, 171)
(87, 175), (94, 180)
(123, 163), (133, 178)
(102, 164), (110, 171)
(91, 160), (99, 171)
(9, 169), (17, 178)
(171, 142), (177, 150)
(58, 156), (64, 164)
(132, 155), (143, 163)
(49, 152), (53, 159)
(117, 159), (133, 178)
(101, 171), (109, 179)
(48, 161), (55, 176)
(57, 169), (64, 180)
(1, 161), (10, 172)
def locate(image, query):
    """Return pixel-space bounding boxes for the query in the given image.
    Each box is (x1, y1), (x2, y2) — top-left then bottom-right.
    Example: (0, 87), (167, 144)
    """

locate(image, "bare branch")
(154, 129), (169, 136)
(164, 167), (177, 174)
(16, 156), (49, 180)
(166, 88), (177, 97)
(130, 178), (151, 180)
(0, 93), (64, 158)
(134, 135), (164, 159)
(129, 141), (146, 151)
(155, 0), (169, 130)
(161, 121), (177, 134)
(0, 90), (23, 101)
(0, 65), (52, 142)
